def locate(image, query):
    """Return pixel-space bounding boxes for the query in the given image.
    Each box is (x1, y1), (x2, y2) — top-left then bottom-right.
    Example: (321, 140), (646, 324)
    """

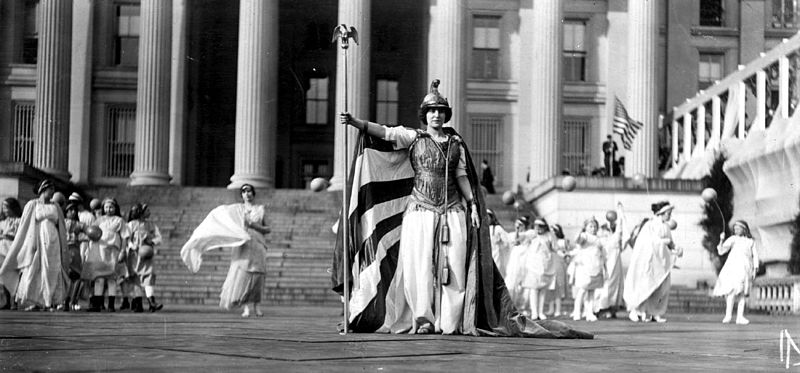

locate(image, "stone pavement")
(1, 306), (797, 372)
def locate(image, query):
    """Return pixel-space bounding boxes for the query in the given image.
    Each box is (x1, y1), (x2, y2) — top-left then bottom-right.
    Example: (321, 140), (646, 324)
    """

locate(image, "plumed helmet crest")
(418, 79), (452, 124)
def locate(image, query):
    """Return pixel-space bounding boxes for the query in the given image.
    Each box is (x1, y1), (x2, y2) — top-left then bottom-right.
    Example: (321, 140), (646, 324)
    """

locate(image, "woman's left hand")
(471, 205), (480, 228)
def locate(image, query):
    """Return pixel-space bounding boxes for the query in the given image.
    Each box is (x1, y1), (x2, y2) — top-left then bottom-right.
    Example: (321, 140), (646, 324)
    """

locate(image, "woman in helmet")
(340, 80), (479, 334)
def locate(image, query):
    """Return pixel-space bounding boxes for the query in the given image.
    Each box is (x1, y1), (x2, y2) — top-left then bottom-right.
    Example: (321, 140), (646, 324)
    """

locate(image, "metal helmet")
(418, 79), (452, 124)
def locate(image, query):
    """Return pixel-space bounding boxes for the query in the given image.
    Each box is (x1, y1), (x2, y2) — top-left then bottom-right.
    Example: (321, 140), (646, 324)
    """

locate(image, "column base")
(129, 171), (172, 186)
(228, 173), (272, 190)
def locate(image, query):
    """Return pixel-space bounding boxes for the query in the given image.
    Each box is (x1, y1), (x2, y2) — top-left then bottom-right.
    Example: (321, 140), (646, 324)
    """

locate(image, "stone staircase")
(86, 186), (342, 307)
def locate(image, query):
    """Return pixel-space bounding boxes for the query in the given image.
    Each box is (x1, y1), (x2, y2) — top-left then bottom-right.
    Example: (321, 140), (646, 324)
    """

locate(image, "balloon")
(139, 245), (155, 260)
(89, 198), (102, 211)
(667, 220), (678, 230)
(513, 201), (521, 210)
(51, 192), (66, 206)
(632, 173), (646, 187)
(501, 191), (515, 205)
(561, 176), (577, 192)
(84, 225), (102, 241)
(606, 210), (617, 222)
(309, 177), (329, 192)
(701, 188), (717, 203)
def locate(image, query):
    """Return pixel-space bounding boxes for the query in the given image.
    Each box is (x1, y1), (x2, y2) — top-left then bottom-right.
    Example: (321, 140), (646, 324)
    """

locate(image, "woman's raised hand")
(339, 112), (361, 129)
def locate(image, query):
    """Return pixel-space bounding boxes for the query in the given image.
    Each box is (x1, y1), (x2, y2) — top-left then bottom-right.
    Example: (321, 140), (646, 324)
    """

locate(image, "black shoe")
(87, 296), (101, 312)
(147, 296), (163, 312)
(120, 297), (130, 311)
(107, 296), (116, 312)
(132, 297), (144, 313)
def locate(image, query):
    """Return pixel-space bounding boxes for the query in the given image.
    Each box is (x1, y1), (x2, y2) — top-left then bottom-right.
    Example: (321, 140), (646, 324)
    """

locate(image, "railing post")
(755, 70), (766, 131)
(737, 80), (746, 138)
(711, 96), (721, 149)
(696, 103), (706, 155)
(671, 116), (679, 165)
(683, 112), (692, 161)
(780, 56), (790, 119)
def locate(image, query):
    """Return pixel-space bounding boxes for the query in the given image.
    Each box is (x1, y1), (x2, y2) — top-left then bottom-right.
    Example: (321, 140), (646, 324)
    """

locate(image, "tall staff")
(332, 24), (358, 335)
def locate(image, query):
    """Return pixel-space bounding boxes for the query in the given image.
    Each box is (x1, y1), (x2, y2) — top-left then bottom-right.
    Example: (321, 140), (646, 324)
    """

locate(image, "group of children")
(0, 190), (164, 313)
(489, 203), (760, 325)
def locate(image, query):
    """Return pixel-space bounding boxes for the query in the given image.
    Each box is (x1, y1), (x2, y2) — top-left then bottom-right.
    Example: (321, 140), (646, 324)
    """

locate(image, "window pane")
(474, 28), (487, 48)
(129, 15), (141, 36)
(318, 78), (328, 98)
(388, 103), (398, 124)
(486, 28), (500, 49)
(388, 81), (398, 101)
(306, 102), (316, 123)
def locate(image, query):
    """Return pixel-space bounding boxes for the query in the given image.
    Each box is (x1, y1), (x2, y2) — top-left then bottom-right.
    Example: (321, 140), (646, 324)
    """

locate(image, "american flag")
(613, 96), (643, 150)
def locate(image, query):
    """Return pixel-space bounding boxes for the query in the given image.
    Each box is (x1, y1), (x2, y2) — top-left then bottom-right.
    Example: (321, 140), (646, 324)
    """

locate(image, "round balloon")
(309, 177), (329, 192)
(89, 198), (102, 211)
(667, 219), (678, 230)
(501, 191), (515, 205)
(632, 173), (646, 187)
(139, 245), (155, 260)
(84, 225), (102, 241)
(513, 201), (521, 210)
(701, 188), (718, 203)
(561, 176), (577, 192)
(51, 192), (66, 206)
(606, 210), (618, 222)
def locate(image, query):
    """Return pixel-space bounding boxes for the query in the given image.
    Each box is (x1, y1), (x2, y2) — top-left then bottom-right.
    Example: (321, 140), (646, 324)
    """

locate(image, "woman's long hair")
(1, 198), (22, 219)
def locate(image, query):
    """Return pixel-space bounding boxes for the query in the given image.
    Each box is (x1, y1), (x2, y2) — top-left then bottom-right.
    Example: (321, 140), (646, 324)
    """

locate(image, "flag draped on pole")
(613, 96), (643, 150)
(331, 128), (592, 338)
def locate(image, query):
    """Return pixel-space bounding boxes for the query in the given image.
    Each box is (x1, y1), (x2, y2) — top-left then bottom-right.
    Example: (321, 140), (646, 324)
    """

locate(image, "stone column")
(227, 0), (279, 189)
(33, 0), (72, 180)
(521, 0), (563, 185)
(426, 0), (466, 132)
(169, 0), (186, 185)
(68, 0), (93, 184)
(625, 0), (659, 177)
(130, 0), (172, 186)
(328, 0), (371, 191)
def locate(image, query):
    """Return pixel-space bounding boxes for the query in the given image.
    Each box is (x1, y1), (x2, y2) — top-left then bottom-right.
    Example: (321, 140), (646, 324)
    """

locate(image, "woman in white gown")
(713, 220), (759, 325)
(0, 179), (69, 310)
(594, 203), (626, 318)
(623, 201), (683, 323)
(0, 198), (22, 309)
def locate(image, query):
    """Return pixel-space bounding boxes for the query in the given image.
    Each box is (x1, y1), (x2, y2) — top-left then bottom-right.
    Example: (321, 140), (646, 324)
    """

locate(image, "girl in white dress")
(505, 216), (535, 314)
(571, 217), (606, 322)
(520, 218), (554, 320)
(546, 224), (569, 317)
(713, 220), (759, 325)
(487, 209), (512, 279)
(82, 198), (130, 312)
(0, 198), (22, 309)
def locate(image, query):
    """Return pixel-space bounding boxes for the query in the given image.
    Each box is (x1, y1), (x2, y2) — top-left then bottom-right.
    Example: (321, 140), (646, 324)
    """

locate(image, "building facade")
(1, 0), (797, 193)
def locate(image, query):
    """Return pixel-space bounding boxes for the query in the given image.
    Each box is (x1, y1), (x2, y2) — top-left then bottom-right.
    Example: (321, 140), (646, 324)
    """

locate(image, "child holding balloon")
(571, 217), (607, 322)
(126, 203), (163, 312)
(713, 220), (759, 325)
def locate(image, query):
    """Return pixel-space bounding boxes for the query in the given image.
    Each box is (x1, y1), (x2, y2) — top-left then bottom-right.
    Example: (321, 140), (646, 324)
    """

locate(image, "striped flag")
(613, 96), (643, 150)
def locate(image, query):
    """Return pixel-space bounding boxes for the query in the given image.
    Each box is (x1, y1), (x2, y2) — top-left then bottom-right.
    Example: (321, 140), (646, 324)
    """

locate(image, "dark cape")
(331, 127), (592, 338)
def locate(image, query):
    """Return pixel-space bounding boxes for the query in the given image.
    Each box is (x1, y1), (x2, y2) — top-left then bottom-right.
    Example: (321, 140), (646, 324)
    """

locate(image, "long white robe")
(623, 218), (679, 316)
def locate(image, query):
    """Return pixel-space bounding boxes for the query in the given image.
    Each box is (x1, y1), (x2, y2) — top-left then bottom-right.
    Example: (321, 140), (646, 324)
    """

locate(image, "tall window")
(700, 0), (724, 27)
(698, 53), (724, 89)
(376, 79), (399, 124)
(115, 4), (140, 66)
(105, 104), (136, 177)
(563, 20), (587, 82)
(21, 0), (39, 64)
(561, 118), (590, 175)
(12, 102), (35, 164)
(471, 16), (501, 79)
(773, 0), (799, 28)
(470, 116), (503, 183)
(306, 77), (329, 125)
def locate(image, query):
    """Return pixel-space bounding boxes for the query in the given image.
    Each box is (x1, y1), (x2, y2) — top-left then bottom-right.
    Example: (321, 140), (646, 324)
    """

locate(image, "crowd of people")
(0, 179), (164, 313)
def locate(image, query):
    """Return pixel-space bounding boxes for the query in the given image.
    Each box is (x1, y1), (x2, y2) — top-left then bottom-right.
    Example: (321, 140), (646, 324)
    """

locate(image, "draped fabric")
(331, 128), (592, 339)
(180, 204), (251, 273)
(623, 218), (677, 315)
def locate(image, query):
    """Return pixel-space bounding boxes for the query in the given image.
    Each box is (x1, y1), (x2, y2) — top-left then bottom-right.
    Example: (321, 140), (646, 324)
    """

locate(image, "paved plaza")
(0, 306), (797, 372)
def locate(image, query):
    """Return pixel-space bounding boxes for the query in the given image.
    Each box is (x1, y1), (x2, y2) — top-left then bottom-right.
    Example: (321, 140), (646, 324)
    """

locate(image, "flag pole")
(333, 24), (358, 335)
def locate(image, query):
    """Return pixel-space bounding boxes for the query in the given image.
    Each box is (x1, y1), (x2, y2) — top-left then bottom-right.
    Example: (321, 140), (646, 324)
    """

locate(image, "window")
(376, 79), (399, 124)
(563, 20), (587, 82)
(698, 53), (724, 90)
(700, 0), (724, 27)
(561, 118), (590, 176)
(306, 77), (329, 125)
(471, 16), (501, 79)
(21, 0), (39, 64)
(104, 104), (136, 177)
(115, 4), (140, 66)
(12, 102), (35, 164)
(470, 116), (503, 183)
(773, 0), (799, 28)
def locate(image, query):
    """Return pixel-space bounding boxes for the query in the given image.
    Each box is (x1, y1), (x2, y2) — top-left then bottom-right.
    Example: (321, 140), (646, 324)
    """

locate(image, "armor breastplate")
(408, 134), (461, 211)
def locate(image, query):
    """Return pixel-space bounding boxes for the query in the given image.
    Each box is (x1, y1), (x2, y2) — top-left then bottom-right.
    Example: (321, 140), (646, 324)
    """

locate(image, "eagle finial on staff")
(332, 24), (358, 49)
